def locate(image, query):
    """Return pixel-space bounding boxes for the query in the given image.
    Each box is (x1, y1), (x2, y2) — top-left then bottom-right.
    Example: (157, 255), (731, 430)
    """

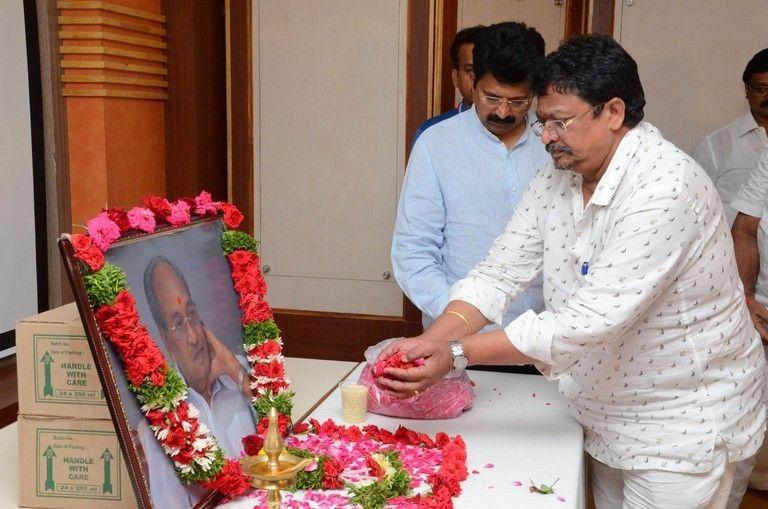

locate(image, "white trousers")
(592, 445), (736, 509)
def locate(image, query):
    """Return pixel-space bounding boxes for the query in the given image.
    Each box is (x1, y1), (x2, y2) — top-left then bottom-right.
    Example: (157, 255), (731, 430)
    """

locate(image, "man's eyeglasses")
(748, 84), (768, 96)
(479, 94), (532, 110)
(532, 102), (605, 138)
(167, 304), (202, 340)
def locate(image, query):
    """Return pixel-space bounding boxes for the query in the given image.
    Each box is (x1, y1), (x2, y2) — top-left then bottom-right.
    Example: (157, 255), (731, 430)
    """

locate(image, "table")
(1, 357), (358, 509)
(223, 363), (585, 509)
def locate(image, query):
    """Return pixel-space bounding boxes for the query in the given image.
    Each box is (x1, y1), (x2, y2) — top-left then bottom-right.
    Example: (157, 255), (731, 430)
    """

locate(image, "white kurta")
(451, 122), (766, 473)
(692, 111), (768, 225)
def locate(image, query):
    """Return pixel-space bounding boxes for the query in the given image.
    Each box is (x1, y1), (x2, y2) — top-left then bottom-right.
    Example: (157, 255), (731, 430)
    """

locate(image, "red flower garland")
(71, 233), (105, 271)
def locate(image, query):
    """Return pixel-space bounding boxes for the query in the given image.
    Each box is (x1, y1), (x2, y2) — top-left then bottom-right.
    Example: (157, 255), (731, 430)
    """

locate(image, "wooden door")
(253, 0), (407, 316)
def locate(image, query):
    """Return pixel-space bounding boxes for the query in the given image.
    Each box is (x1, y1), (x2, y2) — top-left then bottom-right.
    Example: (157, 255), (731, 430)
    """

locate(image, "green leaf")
(348, 451), (411, 509)
(83, 263), (128, 307)
(131, 367), (188, 411)
(253, 390), (295, 419)
(286, 448), (325, 490)
(221, 230), (260, 255)
(243, 320), (281, 346)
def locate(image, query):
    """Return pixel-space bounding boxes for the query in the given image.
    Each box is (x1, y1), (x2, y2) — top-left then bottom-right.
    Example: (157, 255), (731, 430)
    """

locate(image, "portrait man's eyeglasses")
(167, 303), (202, 340)
(748, 84), (768, 96)
(531, 102), (605, 138)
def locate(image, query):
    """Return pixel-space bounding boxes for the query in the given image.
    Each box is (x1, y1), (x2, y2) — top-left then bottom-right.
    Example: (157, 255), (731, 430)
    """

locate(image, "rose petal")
(557, 496), (566, 502)
(484, 463), (494, 468)
(512, 480), (523, 486)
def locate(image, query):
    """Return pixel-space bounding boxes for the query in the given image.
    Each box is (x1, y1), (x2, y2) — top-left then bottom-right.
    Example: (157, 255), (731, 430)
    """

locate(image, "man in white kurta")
(691, 48), (768, 226)
(379, 35), (766, 509)
(729, 146), (768, 495)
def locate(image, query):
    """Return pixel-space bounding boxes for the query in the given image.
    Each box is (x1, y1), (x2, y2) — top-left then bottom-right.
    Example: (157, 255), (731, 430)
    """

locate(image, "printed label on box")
(32, 334), (107, 407)
(35, 428), (123, 500)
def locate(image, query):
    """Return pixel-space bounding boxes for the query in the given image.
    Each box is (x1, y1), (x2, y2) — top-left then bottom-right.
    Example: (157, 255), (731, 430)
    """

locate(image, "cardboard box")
(18, 415), (137, 508)
(16, 303), (110, 419)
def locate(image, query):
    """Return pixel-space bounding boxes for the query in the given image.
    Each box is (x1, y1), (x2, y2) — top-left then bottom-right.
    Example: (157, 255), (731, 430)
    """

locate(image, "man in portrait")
(137, 255), (256, 505)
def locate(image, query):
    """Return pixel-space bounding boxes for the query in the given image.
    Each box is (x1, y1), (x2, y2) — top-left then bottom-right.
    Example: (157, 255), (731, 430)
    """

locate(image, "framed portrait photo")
(59, 213), (278, 509)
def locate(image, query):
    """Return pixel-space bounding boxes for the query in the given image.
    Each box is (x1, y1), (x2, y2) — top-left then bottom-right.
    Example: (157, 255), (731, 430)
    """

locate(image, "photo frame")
(59, 217), (258, 509)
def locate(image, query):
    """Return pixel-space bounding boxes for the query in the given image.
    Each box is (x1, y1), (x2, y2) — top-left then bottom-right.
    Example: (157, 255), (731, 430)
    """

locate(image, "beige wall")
(0, 2), (37, 344)
(614, 0), (768, 152)
(252, 0), (407, 315)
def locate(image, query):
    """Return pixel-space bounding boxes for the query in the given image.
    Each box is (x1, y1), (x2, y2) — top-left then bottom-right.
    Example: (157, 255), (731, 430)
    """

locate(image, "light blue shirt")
(392, 106), (548, 329)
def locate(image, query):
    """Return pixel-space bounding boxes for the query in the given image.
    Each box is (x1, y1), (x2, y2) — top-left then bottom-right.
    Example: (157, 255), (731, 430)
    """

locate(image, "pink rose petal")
(512, 480), (523, 486)
(557, 496), (566, 502)
(471, 469), (479, 474)
(484, 463), (494, 468)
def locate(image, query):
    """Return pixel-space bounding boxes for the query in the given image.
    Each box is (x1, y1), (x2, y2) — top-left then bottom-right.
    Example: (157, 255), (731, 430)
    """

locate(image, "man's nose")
(541, 126), (559, 145)
(495, 102), (511, 118)
(186, 322), (201, 345)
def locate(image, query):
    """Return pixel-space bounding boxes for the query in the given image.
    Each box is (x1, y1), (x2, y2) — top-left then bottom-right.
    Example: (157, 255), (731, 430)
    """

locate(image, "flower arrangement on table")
(243, 419), (467, 509)
(68, 191), (468, 508)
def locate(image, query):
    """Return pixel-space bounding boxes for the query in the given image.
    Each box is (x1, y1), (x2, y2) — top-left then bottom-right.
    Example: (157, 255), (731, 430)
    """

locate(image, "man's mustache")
(546, 142), (574, 155)
(487, 114), (516, 125)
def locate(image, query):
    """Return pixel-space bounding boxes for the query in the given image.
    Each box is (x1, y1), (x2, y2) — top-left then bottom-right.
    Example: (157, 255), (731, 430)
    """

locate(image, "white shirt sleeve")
(691, 136), (717, 180)
(732, 147), (768, 218)
(505, 184), (702, 378)
(456, 166), (705, 380)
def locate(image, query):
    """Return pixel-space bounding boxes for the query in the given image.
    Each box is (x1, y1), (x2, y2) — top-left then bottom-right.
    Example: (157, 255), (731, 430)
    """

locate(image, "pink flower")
(194, 190), (219, 216)
(86, 212), (121, 251)
(512, 480), (522, 486)
(557, 496), (566, 502)
(168, 200), (191, 227)
(484, 463), (494, 468)
(127, 207), (156, 233)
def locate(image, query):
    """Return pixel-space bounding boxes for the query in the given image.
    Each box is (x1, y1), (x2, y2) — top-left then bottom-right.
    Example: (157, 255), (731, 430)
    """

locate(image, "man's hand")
(376, 339), (454, 398)
(745, 295), (768, 343)
(206, 328), (252, 396)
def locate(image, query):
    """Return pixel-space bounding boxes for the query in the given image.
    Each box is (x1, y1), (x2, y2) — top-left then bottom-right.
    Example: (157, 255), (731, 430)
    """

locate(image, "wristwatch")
(448, 340), (468, 372)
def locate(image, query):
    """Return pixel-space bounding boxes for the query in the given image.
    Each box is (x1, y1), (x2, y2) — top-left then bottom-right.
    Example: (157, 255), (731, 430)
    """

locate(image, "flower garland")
(70, 191), (291, 497)
(70, 191), (469, 507)
(241, 419), (467, 509)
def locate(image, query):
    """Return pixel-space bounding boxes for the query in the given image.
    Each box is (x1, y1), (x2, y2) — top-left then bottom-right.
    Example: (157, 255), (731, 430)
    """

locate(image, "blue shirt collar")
(466, 104), (534, 151)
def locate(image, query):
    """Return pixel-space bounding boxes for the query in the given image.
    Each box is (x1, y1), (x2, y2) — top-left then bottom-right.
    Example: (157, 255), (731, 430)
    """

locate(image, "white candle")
(339, 380), (368, 423)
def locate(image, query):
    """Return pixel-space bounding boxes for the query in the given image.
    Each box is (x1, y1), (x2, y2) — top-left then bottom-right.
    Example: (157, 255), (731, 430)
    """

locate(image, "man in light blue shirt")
(392, 22), (548, 339)
(412, 25), (485, 143)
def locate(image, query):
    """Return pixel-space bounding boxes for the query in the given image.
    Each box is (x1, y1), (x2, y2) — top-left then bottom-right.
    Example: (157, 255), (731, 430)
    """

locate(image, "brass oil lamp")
(239, 407), (313, 508)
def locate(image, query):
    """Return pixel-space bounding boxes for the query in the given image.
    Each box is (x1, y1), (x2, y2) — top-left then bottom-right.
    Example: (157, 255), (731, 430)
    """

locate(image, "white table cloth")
(223, 364), (585, 509)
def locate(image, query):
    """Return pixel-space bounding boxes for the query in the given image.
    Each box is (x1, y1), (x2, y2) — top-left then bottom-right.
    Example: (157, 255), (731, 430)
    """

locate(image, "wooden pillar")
(58, 0), (167, 229)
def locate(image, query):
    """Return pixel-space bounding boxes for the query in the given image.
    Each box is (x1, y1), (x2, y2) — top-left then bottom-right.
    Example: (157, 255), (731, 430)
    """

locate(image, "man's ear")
(605, 97), (626, 131)
(451, 68), (459, 89)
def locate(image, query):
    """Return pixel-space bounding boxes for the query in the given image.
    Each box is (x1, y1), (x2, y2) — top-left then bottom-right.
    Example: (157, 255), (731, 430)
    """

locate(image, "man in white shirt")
(379, 35), (766, 509)
(729, 146), (768, 500)
(140, 256), (256, 506)
(692, 48), (768, 225)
